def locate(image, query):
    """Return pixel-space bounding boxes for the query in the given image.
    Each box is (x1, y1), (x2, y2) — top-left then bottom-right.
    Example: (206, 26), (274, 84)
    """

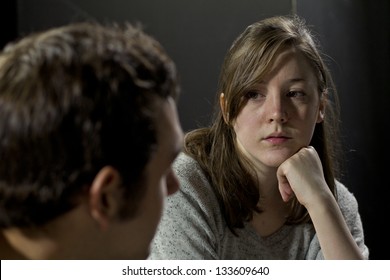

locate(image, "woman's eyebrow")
(286, 78), (306, 83)
(257, 77), (306, 85)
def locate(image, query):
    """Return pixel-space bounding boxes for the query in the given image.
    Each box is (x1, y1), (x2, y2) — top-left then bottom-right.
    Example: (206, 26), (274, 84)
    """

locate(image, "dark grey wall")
(17, 0), (292, 132)
(0, 0), (17, 49)
(2, 0), (388, 259)
(297, 0), (390, 260)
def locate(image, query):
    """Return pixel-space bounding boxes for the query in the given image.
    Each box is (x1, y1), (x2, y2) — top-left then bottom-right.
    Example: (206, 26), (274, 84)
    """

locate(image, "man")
(0, 21), (183, 259)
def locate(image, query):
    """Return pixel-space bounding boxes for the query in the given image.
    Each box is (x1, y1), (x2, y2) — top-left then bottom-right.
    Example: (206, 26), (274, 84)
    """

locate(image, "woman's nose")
(266, 94), (288, 123)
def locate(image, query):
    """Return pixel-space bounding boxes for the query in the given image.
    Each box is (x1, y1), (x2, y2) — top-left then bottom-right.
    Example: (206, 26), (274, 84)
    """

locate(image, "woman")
(150, 15), (369, 259)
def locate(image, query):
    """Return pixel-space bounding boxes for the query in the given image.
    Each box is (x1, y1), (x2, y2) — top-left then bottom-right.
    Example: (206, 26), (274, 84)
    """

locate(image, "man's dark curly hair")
(0, 21), (179, 228)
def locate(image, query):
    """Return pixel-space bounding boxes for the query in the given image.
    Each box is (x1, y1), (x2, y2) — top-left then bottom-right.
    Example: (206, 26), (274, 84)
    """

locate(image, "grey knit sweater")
(149, 153), (369, 260)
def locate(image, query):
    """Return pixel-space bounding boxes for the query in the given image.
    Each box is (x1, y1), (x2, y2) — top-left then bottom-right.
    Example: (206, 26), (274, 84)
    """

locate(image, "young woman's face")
(231, 48), (324, 170)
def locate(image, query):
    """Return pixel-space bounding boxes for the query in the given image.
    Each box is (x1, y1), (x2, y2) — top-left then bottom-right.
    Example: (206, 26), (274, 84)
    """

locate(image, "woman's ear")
(89, 166), (122, 231)
(220, 93), (229, 124)
(317, 92), (327, 123)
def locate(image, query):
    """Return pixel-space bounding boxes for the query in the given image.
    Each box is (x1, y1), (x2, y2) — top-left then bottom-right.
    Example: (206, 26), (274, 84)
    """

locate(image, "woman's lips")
(265, 136), (291, 144)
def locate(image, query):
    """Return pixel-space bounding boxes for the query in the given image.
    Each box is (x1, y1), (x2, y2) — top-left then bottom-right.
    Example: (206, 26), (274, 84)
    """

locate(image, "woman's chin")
(259, 151), (294, 168)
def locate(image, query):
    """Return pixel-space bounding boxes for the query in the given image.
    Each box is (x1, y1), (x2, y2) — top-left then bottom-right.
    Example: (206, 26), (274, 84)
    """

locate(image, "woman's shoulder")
(173, 151), (206, 180)
(173, 152), (218, 208)
(173, 152), (200, 173)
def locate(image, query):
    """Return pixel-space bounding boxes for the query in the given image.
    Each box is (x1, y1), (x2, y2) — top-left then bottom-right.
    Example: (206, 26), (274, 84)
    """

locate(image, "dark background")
(1, 0), (389, 260)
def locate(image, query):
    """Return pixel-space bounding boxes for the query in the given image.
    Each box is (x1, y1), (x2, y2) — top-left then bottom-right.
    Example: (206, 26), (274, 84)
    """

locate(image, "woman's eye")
(287, 91), (305, 97)
(245, 91), (261, 99)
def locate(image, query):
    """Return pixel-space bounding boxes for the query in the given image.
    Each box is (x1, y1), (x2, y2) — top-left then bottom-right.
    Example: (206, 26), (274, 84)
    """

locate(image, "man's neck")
(0, 231), (28, 259)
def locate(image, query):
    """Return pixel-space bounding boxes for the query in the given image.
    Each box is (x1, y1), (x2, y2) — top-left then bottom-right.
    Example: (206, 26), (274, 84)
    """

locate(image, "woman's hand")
(276, 146), (332, 209)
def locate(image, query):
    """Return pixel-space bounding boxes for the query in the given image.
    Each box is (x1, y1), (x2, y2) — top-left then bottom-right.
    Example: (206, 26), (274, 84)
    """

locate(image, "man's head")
(0, 21), (183, 259)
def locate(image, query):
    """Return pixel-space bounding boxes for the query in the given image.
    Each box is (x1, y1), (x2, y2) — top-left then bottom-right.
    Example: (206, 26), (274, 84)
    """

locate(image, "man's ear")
(89, 166), (122, 231)
(220, 93), (229, 124)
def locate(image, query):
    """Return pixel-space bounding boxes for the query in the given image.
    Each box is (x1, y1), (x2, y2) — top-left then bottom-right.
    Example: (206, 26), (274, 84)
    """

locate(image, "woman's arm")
(277, 146), (365, 259)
